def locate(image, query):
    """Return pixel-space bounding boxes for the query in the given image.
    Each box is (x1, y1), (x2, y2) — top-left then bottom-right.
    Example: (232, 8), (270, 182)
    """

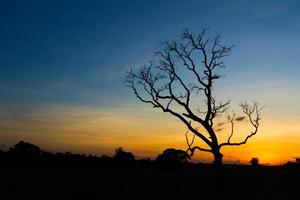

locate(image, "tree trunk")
(213, 151), (224, 193)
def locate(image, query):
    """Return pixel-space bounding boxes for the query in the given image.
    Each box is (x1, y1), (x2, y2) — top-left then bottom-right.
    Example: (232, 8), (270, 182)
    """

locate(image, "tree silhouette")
(156, 148), (190, 164)
(7, 141), (41, 166)
(250, 157), (259, 167)
(113, 147), (135, 163)
(126, 29), (263, 190)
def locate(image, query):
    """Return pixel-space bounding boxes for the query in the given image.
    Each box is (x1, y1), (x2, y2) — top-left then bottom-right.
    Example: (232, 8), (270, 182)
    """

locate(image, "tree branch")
(219, 101), (264, 148)
(185, 130), (212, 157)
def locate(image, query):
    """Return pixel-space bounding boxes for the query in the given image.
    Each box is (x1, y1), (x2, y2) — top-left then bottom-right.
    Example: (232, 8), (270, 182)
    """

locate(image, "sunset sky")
(1, 0), (300, 165)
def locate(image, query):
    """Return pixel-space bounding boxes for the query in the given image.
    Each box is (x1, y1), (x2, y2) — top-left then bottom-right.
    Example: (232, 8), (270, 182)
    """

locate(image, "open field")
(1, 165), (299, 200)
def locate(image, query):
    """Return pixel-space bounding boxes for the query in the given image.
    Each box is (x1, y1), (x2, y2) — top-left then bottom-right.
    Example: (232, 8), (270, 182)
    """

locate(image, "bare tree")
(125, 29), (263, 190)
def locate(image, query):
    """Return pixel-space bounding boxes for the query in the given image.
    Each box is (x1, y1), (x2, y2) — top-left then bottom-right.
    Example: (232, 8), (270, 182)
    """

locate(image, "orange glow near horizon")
(0, 104), (299, 166)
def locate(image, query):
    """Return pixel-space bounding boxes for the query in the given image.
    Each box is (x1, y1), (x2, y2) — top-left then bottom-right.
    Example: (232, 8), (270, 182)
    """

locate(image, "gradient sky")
(1, 0), (300, 165)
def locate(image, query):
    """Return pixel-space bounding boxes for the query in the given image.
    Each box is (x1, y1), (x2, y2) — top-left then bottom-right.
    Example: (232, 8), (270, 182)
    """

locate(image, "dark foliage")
(6, 141), (41, 166)
(156, 148), (190, 166)
(250, 157), (260, 167)
(0, 141), (191, 168)
(0, 141), (121, 167)
(283, 158), (300, 169)
(114, 147), (135, 161)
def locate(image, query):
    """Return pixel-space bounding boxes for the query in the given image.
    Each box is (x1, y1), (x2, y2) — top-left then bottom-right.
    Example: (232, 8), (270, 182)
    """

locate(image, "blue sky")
(1, 0), (299, 109)
(1, 0), (300, 162)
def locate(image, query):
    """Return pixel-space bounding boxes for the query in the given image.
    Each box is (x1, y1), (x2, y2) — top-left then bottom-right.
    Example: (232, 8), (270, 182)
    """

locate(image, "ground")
(0, 165), (299, 200)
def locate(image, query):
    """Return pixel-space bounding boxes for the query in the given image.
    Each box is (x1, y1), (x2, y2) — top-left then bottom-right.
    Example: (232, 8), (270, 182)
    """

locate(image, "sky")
(0, 0), (300, 165)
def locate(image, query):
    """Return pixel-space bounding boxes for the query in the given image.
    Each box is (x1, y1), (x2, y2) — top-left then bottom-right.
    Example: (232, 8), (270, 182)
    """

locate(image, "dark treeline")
(0, 141), (194, 168)
(0, 141), (299, 169)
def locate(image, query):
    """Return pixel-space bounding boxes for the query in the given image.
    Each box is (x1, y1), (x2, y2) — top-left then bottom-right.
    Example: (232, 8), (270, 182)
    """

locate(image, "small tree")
(156, 148), (190, 164)
(126, 29), (263, 189)
(7, 141), (42, 166)
(114, 147), (135, 162)
(250, 157), (259, 167)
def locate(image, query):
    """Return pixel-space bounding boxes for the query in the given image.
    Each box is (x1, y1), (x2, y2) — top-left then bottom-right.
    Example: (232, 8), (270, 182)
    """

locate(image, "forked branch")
(219, 101), (264, 148)
(185, 130), (211, 157)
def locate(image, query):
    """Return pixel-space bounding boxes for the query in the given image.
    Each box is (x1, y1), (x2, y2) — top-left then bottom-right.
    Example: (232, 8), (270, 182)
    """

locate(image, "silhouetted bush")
(6, 141), (42, 166)
(156, 148), (190, 167)
(283, 158), (300, 169)
(250, 157), (259, 167)
(113, 147), (135, 167)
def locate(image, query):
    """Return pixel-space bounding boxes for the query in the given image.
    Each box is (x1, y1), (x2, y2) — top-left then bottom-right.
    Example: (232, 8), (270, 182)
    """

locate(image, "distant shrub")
(113, 147), (135, 163)
(7, 141), (42, 166)
(156, 148), (190, 165)
(250, 157), (259, 167)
